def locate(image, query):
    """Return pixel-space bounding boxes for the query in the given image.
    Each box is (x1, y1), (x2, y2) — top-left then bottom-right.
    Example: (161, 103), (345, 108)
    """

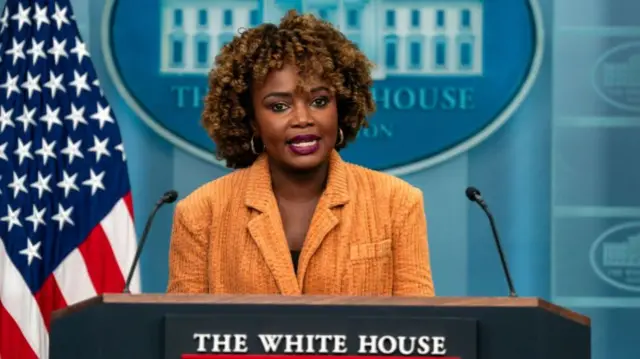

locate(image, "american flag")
(0, 0), (140, 358)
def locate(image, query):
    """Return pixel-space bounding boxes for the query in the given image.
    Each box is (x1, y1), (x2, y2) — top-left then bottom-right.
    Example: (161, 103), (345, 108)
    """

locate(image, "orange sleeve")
(166, 201), (209, 293)
(392, 189), (435, 296)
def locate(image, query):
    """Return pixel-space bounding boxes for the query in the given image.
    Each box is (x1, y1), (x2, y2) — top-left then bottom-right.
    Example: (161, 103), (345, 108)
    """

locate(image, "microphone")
(465, 186), (517, 297)
(122, 190), (179, 294)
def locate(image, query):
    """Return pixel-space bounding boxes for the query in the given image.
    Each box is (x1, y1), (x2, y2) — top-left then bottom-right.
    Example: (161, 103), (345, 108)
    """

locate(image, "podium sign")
(50, 294), (590, 359)
(165, 314), (476, 359)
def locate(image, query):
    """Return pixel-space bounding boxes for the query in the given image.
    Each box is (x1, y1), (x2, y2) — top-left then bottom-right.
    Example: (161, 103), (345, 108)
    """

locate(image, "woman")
(167, 10), (435, 297)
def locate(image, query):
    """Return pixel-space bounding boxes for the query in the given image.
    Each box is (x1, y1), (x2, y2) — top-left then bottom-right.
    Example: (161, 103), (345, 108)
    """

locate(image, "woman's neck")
(269, 160), (329, 203)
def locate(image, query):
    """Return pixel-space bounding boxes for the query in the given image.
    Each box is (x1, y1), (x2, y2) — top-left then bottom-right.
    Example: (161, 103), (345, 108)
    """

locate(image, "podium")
(50, 294), (590, 359)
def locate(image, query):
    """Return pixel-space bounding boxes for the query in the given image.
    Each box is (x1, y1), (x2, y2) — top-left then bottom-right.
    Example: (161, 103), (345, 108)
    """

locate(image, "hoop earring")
(250, 135), (263, 155)
(336, 128), (344, 146)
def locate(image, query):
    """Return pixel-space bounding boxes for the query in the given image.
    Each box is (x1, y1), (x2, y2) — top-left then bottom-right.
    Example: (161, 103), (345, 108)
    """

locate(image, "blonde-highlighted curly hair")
(201, 10), (376, 169)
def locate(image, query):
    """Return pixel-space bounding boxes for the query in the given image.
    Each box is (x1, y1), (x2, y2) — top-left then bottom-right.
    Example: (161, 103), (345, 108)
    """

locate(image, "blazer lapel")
(245, 155), (300, 295)
(296, 151), (350, 286)
(295, 204), (338, 287)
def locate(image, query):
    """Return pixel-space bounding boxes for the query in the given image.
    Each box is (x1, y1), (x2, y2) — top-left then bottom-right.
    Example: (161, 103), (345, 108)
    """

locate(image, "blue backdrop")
(2, 0), (635, 357)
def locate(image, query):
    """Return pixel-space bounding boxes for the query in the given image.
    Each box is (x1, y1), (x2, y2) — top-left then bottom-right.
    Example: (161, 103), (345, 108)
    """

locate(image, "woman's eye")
(271, 103), (288, 112)
(312, 97), (329, 107)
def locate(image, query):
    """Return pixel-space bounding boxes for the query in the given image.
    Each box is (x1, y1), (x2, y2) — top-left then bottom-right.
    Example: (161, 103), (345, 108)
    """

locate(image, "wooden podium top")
(53, 294), (590, 326)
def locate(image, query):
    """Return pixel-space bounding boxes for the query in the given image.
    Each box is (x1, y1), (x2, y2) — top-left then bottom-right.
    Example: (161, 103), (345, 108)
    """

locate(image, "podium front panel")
(50, 297), (590, 359)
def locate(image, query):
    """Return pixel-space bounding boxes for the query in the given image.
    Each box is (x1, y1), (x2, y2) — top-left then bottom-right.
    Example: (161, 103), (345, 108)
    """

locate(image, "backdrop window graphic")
(0, 0), (139, 358)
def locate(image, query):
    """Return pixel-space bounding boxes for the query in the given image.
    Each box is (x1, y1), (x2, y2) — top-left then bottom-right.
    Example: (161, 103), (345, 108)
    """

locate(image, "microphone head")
(465, 186), (481, 201)
(162, 190), (179, 204)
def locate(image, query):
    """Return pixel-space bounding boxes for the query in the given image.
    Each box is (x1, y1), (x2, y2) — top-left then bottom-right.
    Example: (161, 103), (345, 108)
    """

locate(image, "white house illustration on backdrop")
(159, 0), (484, 79)
(602, 54), (640, 88)
(602, 233), (640, 268)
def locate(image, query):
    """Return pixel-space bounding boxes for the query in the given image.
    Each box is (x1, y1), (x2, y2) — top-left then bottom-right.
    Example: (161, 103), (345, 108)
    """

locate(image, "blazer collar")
(244, 150), (350, 294)
(244, 150), (350, 213)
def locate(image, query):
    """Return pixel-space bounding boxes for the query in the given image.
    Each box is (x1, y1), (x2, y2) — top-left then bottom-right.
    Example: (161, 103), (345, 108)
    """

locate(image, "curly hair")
(201, 10), (376, 169)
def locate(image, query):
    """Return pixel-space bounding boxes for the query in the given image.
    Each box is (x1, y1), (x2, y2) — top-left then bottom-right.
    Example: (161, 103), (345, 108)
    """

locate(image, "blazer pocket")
(350, 239), (392, 261)
(347, 240), (393, 295)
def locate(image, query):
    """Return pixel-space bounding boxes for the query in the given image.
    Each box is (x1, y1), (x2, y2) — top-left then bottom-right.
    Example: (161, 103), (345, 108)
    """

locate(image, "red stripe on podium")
(181, 355), (460, 359)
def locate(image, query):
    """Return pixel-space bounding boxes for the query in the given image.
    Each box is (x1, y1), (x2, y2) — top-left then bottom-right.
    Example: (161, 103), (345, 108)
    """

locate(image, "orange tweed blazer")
(166, 150), (435, 296)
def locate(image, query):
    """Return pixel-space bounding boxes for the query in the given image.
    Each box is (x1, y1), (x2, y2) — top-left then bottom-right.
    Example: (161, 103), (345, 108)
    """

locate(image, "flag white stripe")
(53, 249), (97, 306)
(101, 199), (140, 292)
(0, 238), (48, 358)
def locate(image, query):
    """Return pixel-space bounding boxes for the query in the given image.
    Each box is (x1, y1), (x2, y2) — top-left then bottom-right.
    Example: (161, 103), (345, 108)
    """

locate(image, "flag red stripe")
(33, 275), (68, 330)
(123, 191), (134, 218)
(79, 225), (126, 293)
(0, 303), (39, 359)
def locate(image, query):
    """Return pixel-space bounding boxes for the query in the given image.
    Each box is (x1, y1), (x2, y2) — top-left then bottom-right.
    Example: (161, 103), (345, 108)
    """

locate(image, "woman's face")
(250, 64), (339, 172)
